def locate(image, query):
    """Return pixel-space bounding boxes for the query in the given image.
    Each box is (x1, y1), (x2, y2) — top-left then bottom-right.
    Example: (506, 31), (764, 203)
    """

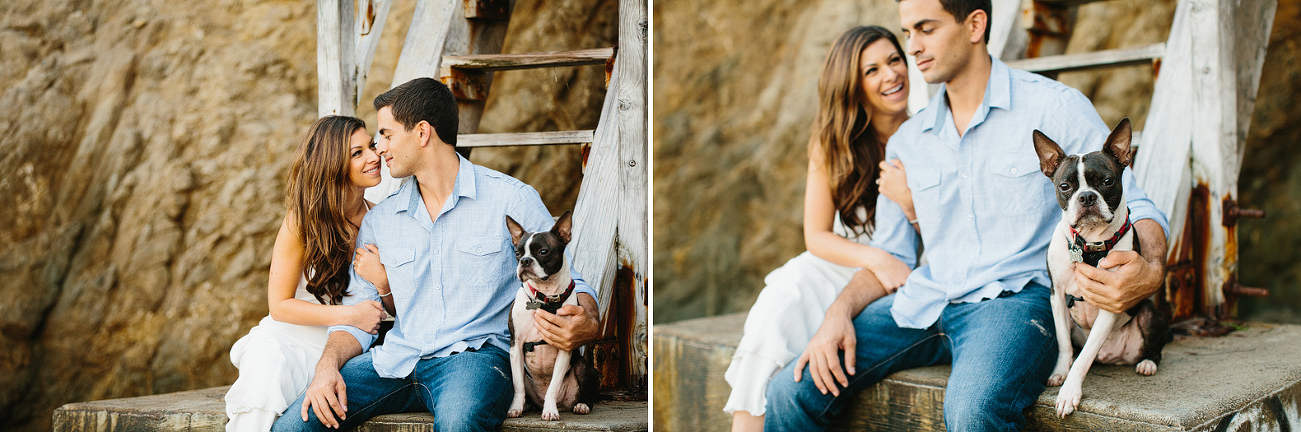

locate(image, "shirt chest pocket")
(456, 236), (506, 288)
(906, 167), (942, 222)
(379, 247), (416, 300)
(989, 158), (1052, 215)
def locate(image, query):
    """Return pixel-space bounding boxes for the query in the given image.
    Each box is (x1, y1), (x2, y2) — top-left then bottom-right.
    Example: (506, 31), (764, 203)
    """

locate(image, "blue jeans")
(271, 346), (512, 432)
(765, 284), (1057, 431)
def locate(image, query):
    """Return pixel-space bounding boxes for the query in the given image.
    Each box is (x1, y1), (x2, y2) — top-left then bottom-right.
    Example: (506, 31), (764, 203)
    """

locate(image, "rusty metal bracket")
(439, 68), (489, 102)
(1222, 197), (1265, 227)
(463, 0), (511, 20)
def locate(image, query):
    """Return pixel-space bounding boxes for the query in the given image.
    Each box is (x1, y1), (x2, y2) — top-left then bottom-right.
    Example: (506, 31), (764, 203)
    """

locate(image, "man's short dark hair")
(901, 0), (992, 44)
(373, 77), (458, 146)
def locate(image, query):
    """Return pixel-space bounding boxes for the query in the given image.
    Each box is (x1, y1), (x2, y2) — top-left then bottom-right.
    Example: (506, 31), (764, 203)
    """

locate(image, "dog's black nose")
(520, 256), (534, 267)
(1079, 191), (1098, 207)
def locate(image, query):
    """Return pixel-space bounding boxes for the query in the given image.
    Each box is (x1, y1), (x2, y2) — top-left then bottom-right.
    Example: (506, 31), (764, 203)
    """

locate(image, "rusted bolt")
(1223, 198), (1266, 227)
(628, 160), (636, 167)
(1223, 275), (1269, 297)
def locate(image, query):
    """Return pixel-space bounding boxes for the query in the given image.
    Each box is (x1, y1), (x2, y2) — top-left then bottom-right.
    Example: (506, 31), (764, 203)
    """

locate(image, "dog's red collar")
(1067, 214), (1132, 267)
(527, 280), (576, 308)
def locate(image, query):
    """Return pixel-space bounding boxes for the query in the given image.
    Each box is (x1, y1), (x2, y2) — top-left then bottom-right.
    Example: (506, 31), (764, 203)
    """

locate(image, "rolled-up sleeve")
(870, 135), (920, 268)
(512, 185), (598, 303)
(327, 213), (381, 349)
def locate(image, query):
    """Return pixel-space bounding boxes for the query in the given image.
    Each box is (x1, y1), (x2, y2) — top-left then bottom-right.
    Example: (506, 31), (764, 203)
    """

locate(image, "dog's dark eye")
(1059, 182), (1070, 191)
(1103, 178), (1114, 186)
(539, 248), (550, 256)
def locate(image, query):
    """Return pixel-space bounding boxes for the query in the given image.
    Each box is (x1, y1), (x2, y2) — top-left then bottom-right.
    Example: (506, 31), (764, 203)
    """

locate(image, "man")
(272, 78), (602, 432)
(764, 0), (1170, 430)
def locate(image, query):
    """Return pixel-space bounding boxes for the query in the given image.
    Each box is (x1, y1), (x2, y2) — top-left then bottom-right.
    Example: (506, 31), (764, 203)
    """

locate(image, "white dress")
(723, 214), (872, 416)
(225, 277), (329, 432)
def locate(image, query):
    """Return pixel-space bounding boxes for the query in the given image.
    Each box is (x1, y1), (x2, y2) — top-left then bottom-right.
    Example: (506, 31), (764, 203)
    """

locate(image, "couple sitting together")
(726, 0), (1171, 431)
(223, 77), (601, 432)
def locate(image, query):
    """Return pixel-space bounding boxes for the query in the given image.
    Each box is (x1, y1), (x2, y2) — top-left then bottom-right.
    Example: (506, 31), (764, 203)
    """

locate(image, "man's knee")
(763, 364), (824, 428)
(270, 409), (321, 432)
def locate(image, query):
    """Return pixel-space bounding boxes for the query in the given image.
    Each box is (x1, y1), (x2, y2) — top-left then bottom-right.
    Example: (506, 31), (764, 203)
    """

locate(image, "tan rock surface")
(0, 1), (615, 431)
(653, 0), (1301, 324)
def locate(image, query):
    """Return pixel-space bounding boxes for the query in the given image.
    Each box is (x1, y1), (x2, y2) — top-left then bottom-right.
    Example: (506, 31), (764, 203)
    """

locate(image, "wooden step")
(443, 48), (615, 72)
(457, 130), (594, 148)
(1006, 43), (1164, 74)
(53, 386), (648, 432)
(655, 312), (1301, 431)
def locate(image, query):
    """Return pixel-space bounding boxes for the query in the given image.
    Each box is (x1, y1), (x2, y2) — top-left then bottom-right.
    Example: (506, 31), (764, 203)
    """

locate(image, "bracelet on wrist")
(378, 291), (392, 297)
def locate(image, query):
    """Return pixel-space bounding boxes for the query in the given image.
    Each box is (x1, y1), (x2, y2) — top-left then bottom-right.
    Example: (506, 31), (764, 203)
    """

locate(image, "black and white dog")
(1033, 118), (1169, 417)
(504, 210), (600, 421)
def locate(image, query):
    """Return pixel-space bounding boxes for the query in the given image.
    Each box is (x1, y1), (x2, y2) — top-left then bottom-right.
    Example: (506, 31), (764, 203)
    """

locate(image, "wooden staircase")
(316, 0), (647, 395)
(906, 0), (1278, 327)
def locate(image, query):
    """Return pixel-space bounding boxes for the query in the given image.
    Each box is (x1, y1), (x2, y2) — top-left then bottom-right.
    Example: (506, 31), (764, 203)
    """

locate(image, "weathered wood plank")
(390, 0), (458, 88)
(317, 0), (356, 117)
(616, 0), (648, 390)
(988, 0), (1028, 61)
(354, 0), (392, 108)
(571, 65), (621, 322)
(456, 130), (594, 147)
(1005, 42), (1164, 74)
(1134, 0), (1194, 261)
(443, 47), (615, 71)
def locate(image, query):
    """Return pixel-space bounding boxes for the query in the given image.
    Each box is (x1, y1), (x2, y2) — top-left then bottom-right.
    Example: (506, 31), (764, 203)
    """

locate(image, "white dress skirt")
(225, 278), (328, 432)
(723, 214), (872, 416)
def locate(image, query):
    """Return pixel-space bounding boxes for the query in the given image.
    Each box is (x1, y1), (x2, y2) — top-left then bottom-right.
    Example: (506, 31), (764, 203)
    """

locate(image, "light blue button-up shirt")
(872, 56), (1170, 329)
(330, 154), (597, 379)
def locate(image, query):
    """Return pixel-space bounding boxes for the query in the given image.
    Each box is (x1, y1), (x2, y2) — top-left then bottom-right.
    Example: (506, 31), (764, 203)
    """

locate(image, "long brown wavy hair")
(813, 26), (906, 237)
(285, 115), (367, 305)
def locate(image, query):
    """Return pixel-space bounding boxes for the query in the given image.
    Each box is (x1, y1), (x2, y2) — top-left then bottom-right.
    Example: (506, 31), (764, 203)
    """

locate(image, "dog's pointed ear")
(505, 215), (525, 246)
(1103, 117), (1133, 167)
(552, 210), (573, 244)
(1033, 130), (1066, 178)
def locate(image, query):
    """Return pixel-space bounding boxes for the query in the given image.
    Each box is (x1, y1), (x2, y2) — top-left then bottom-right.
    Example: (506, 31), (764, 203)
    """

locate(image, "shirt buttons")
(476, 247), (483, 253)
(1010, 168), (1018, 175)
(967, 214), (974, 220)
(433, 249), (440, 255)
(961, 173), (969, 179)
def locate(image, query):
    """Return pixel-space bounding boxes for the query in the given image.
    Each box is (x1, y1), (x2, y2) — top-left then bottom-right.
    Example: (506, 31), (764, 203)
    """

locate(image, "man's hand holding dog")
(534, 293), (600, 351)
(1075, 219), (1167, 314)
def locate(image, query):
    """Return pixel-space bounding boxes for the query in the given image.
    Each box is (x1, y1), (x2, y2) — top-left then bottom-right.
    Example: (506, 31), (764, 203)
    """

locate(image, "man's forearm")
(1134, 218), (1168, 294)
(317, 330), (364, 371)
(826, 269), (889, 319)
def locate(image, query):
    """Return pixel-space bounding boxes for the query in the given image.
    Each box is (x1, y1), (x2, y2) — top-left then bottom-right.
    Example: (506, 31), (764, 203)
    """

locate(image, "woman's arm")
(267, 214), (385, 333)
(804, 138), (914, 290)
(353, 244), (395, 316)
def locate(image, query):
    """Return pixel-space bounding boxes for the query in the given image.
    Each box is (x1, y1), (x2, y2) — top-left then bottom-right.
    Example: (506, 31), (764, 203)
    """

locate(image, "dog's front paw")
(541, 406), (560, 421)
(1055, 385), (1082, 418)
(1047, 373), (1067, 387)
(1136, 359), (1158, 376)
(573, 403), (590, 415)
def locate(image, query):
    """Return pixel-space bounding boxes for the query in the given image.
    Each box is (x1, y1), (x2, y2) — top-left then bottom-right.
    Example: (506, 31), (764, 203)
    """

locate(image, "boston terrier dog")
(1033, 118), (1169, 418)
(504, 210), (599, 421)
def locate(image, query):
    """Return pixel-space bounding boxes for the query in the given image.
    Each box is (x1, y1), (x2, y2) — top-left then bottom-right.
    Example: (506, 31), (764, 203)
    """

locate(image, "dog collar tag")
(1069, 245), (1084, 263)
(525, 300), (543, 310)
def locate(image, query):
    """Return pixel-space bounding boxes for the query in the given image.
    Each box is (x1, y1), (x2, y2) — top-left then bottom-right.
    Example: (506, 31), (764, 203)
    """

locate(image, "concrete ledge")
(54, 386), (647, 432)
(653, 312), (1301, 431)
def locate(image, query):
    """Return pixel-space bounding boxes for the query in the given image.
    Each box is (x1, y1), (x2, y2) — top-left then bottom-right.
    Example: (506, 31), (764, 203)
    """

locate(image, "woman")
(225, 115), (395, 432)
(726, 26), (920, 431)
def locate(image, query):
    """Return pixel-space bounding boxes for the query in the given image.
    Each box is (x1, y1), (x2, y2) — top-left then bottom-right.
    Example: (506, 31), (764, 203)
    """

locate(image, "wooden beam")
(456, 130), (595, 148)
(616, 0), (648, 391)
(354, 0), (392, 108)
(1005, 42), (1164, 74)
(442, 47), (616, 71)
(317, 0), (356, 117)
(463, 0), (511, 20)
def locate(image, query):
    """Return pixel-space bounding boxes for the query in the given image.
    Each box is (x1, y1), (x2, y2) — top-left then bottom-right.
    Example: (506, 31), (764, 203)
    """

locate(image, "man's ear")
(417, 120), (434, 147)
(966, 9), (987, 44)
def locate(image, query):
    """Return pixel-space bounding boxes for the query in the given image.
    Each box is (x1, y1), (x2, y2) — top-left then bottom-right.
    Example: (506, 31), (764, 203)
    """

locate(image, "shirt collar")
(392, 153), (479, 215)
(919, 54), (1012, 133)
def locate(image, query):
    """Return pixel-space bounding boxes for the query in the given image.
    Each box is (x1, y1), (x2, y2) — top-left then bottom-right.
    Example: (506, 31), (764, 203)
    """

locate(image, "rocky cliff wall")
(0, 1), (615, 430)
(653, 0), (1301, 324)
